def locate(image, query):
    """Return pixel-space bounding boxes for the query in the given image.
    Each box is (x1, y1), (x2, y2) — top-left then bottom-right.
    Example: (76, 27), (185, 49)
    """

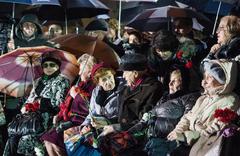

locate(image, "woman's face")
(201, 72), (222, 91)
(42, 61), (59, 76)
(169, 70), (182, 94)
(123, 71), (138, 87)
(216, 19), (229, 45)
(98, 71), (115, 91)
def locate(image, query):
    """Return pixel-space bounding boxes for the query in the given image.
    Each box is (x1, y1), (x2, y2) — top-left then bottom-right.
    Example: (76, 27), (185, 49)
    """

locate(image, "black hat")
(41, 52), (61, 67)
(119, 53), (147, 71)
(85, 19), (109, 32)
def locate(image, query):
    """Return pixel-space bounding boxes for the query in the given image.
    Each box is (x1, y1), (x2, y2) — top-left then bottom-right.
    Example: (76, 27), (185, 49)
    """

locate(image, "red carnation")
(25, 103), (32, 111)
(32, 102), (40, 111)
(185, 60), (193, 69)
(214, 108), (238, 123)
(176, 51), (184, 59)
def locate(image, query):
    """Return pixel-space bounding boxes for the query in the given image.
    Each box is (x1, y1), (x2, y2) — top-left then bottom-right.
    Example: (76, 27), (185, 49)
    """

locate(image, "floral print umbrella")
(0, 46), (78, 97)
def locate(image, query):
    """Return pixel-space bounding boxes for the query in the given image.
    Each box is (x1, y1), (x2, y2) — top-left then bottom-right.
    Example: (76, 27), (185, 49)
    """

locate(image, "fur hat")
(119, 53), (147, 71)
(203, 61), (226, 84)
(41, 52), (61, 67)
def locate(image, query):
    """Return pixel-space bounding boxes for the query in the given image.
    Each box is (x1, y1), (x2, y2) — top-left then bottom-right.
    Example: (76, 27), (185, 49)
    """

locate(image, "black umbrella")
(23, 0), (109, 33)
(127, 5), (211, 32)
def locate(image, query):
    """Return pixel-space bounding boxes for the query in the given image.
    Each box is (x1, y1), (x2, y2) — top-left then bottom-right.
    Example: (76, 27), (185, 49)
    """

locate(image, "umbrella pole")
(10, 3), (15, 39)
(117, 0), (122, 39)
(212, 1), (222, 35)
(65, 9), (68, 34)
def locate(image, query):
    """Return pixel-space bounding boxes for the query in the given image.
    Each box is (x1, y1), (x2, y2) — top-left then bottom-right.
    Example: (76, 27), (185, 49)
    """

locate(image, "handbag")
(0, 102), (6, 126)
(99, 131), (138, 156)
(8, 111), (44, 136)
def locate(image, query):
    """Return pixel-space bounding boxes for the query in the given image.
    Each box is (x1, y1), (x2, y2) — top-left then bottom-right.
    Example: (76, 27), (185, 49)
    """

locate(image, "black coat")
(207, 36), (240, 60)
(148, 91), (200, 138)
(118, 76), (163, 130)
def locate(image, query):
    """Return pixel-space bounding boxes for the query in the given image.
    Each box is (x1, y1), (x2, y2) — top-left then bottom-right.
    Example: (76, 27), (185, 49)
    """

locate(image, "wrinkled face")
(22, 22), (37, 37)
(123, 71), (138, 87)
(79, 64), (91, 82)
(42, 61), (59, 76)
(98, 71), (115, 91)
(201, 72), (222, 91)
(169, 70), (182, 94)
(216, 19), (229, 45)
(128, 34), (140, 44)
(173, 20), (192, 37)
(155, 49), (173, 60)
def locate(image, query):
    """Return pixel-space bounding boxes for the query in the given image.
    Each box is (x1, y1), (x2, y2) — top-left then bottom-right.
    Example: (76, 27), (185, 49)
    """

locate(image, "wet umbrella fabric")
(127, 5), (211, 31)
(23, 0), (109, 21)
(0, 0), (60, 5)
(51, 34), (120, 69)
(0, 46), (78, 97)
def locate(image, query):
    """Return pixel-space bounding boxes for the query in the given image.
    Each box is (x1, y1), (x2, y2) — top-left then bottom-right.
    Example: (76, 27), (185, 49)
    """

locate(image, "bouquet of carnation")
(175, 37), (196, 69)
(25, 101), (40, 112)
(213, 108), (240, 137)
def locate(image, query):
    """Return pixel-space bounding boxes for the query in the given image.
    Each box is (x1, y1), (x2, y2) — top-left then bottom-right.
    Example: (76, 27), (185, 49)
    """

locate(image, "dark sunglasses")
(42, 62), (57, 68)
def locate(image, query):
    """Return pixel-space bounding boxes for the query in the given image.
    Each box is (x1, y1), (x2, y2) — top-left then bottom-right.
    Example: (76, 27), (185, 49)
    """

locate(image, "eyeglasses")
(42, 62), (57, 68)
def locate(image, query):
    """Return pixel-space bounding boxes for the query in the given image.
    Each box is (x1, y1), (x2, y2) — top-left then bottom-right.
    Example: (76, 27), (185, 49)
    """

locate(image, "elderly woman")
(127, 65), (200, 156)
(99, 53), (163, 156)
(4, 52), (70, 156)
(167, 60), (240, 153)
(207, 15), (240, 60)
(41, 54), (97, 156)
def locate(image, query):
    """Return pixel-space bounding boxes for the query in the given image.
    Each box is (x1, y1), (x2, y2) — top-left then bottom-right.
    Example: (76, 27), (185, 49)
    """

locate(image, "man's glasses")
(42, 62), (57, 68)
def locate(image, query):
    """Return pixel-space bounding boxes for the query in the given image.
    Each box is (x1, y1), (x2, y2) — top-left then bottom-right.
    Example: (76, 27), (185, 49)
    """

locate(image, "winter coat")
(3, 73), (70, 156)
(81, 83), (125, 127)
(118, 76), (163, 130)
(14, 14), (53, 48)
(171, 59), (240, 145)
(206, 36), (240, 60)
(148, 91), (200, 138)
(25, 74), (70, 109)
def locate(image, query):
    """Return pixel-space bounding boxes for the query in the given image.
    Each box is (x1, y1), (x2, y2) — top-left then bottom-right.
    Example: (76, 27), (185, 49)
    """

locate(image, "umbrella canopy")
(0, 46), (78, 97)
(0, 0), (60, 5)
(51, 34), (120, 69)
(127, 5), (211, 31)
(23, 0), (109, 21)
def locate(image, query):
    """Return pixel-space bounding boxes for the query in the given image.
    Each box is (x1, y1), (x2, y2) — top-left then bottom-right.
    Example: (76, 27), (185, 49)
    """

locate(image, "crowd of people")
(0, 8), (240, 156)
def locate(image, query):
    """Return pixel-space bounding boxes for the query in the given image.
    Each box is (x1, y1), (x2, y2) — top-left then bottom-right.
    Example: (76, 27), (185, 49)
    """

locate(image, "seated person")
(41, 54), (97, 156)
(167, 60), (240, 153)
(99, 53), (163, 156)
(129, 65), (200, 156)
(4, 52), (70, 156)
(64, 62), (125, 155)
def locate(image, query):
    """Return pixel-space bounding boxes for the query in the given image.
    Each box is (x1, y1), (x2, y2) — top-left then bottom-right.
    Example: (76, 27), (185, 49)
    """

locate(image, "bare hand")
(20, 106), (27, 114)
(101, 125), (115, 136)
(210, 44), (221, 54)
(7, 39), (15, 51)
(80, 125), (91, 135)
(167, 131), (184, 141)
(53, 115), (59, 125)
(70, 86), (79, 98)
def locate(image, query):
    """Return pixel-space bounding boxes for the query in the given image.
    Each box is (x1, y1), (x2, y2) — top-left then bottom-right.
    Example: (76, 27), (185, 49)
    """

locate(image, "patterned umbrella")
(0, 46), (78, 97)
